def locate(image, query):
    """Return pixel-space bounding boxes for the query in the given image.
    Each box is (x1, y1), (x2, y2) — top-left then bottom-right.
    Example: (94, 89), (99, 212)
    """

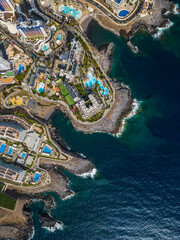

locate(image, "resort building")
(0, 121), (27, 142)
(0, 0), (15, 12)
(26, 155), (33, 166)
(17, 19), (47, 39)
(24, 131), (40, 152)
(0, 76), (14, 85)
(76, 94), (103, 119)
(0, 56), (11, 73)
(0, 160), (26, 183)
(0, 115), (31, 130)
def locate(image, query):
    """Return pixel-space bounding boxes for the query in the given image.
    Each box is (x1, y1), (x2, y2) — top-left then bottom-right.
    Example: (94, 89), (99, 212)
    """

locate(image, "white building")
(24, 131), (41, 152)
(0, 57), (11, 73)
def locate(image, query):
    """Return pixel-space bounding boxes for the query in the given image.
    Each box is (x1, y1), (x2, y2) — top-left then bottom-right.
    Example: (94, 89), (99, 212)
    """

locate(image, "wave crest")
(77, 168), (97, 178)
(153, 20), (174, 39)
(42, 222), (64, 233)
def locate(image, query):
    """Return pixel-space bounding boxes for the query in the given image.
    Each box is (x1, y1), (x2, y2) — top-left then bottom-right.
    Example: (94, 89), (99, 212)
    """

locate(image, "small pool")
(18, 64), (25, 75)
(42, 45), (48, 51)
(42, 145), (52, 154)
(0, 144), (6, 154)
(34, 172), (40, 182)
(118, 10), (129, 17)
(116, 0), (121, 3)
(59, 5), (82, 19)
(21, 152), (27, 159)
(57, 34), (62, 41)
(7, 147), (13, 155)
(36, 82), (45, 93)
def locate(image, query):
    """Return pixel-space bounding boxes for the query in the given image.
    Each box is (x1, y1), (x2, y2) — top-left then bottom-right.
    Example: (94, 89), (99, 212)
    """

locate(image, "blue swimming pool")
(57, 34), (62, 41)
(7, 147), (13, 155)
(85, 73), (96, 88)
(116, 0), (121, 4)
(42, 45), (48, 51)
(0, 144), (6, 154)
(18, 64), (25, 75)
(34, 172), (40, 182)
(36, 82), (45, 94)
(85, 73), (109, 96)
(59, 5), (82, 19)
(42, 146), (52, 154)
(21, 152), (27, 159)
(118, 10), (129, 17)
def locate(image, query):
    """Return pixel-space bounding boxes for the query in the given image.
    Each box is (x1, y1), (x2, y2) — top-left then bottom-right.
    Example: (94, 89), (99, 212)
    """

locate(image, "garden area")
(0, 184), (16, 210)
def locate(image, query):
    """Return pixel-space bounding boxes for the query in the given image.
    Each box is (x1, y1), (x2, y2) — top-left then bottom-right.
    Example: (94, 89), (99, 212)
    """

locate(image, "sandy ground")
(0, 198), (32, 240)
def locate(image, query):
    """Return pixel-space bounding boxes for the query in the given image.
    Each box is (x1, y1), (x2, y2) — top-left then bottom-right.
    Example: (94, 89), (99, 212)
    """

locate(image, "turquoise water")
(30, 4), (180, 239)
(57, 34), (62, 41)
(42, 146), (52, 154)
(118, 10), (129, 17)
(59, 5), (82, 19)
(86, 73), (109, 96)
(36, 82), (45, 93)
(21, 152), (27, 159)
(42, 45), (48, 51)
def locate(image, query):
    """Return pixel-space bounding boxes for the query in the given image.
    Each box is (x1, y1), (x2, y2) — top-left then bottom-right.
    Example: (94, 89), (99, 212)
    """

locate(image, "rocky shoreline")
(0, 196), (34, 240)
(0, 107), (96, 240)
(72, 83), (133, 135)
(38, 211), (63, 232)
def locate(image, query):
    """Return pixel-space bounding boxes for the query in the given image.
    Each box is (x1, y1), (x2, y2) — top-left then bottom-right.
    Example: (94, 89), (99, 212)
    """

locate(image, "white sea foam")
(116, 99), (141, 138)
(173, 4), (180, 15)
(164, 10), (171, 16)
(43, 222), (64, 233)
(62, 192), (75, 200)
(28, 226), (35, 240)
(79, 152), (87, 158)
(153, 19), (174, 39)
(77, 168), (97, 179)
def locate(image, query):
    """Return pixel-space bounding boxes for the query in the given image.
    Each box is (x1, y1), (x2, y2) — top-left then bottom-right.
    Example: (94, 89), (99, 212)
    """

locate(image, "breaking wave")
(153, 20), (174, 39)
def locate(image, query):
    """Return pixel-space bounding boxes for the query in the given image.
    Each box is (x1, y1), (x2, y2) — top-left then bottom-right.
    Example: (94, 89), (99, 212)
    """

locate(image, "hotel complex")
(0, 114), (58, 185)
(0, 160), (26, 183)
(0, 0), (15, 12)
(17, 20), (47, 39)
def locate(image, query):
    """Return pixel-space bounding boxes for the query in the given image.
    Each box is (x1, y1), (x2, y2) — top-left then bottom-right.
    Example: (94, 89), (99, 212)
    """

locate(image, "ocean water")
(30, 5), (180, 240)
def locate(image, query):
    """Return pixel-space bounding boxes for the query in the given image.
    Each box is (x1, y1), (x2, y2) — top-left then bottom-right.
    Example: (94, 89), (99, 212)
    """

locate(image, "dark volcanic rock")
(38, 211), (63, 230)
(43, 195), (56, 210)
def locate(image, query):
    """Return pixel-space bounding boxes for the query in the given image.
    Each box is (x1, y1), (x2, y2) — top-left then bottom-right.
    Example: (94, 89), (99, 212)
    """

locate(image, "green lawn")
(0, 184), (16, 210)
(65, 94), (75, 106)
(59, 84), (69, 96)
(59, 84), (75, 106)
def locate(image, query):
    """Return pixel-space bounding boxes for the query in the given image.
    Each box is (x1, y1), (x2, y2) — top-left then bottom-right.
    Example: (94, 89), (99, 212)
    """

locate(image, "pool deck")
(53, 30), (65, 48)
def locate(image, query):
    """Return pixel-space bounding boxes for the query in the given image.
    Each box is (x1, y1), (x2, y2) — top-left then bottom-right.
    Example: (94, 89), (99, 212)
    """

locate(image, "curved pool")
(42, 45), (48, 51)
(59, 5), (82, 19)
(36, 82), (45, 93)
(57, 33), (62, 41)
(118, 10), (129, 17)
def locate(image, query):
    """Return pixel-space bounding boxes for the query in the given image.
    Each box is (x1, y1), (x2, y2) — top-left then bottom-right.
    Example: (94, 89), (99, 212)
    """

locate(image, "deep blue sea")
(30, 3), (180, 239)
